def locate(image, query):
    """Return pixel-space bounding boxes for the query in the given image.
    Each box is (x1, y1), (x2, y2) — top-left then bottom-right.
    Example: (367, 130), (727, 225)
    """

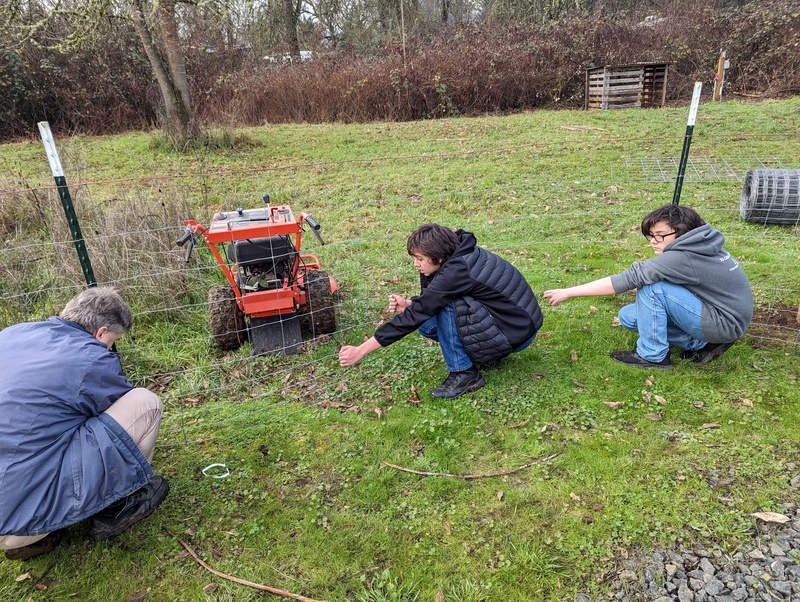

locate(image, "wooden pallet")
(585, 63), (668, 110)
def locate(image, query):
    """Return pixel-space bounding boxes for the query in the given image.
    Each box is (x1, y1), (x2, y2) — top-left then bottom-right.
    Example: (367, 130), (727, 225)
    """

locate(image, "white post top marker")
(687, 81), (702, 126)
(38, 121), (64, 178)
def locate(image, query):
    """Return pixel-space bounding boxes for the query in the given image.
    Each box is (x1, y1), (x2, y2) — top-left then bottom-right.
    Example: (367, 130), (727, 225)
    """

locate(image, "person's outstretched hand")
(543, 289), (570, 306)
(339, 345), (365, 366)
(339, 337), (381, 366)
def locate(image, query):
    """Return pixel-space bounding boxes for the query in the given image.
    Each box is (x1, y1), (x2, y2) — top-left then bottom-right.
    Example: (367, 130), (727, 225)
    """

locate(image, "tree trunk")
(129, 0), (198, 141)
(157, 0), (199, 138)
(282, 0), (301, 57)
(129, 0), (183, 133)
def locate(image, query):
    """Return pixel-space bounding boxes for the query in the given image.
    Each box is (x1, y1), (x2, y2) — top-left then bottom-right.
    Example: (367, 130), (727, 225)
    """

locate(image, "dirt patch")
(747, 305), (800, 346)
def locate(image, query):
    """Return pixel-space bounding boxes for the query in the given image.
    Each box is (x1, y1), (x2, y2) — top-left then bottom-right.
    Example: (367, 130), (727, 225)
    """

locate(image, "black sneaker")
(690, 341), (736, 365)
(430, 367), (485, 399)
(610, 350), (672, 371)
(91, 476), (169, 541)
(4, 532), (61, 561)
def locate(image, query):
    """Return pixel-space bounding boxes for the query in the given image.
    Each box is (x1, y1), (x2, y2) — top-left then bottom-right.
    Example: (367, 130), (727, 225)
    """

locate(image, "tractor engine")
(227, 235), (298, 292)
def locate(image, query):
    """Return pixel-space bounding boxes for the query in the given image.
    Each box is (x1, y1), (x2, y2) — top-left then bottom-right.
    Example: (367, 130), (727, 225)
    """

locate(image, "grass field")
(0, 97), (799, 601)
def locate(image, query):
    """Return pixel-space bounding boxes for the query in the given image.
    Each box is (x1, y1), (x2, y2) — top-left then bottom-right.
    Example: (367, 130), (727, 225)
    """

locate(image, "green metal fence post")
(38, 121), (97, 287)
(672, 82), (703, 206)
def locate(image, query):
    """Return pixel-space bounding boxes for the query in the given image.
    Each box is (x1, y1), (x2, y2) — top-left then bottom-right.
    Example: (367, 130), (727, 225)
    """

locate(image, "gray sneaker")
(91, 476), (169, 541)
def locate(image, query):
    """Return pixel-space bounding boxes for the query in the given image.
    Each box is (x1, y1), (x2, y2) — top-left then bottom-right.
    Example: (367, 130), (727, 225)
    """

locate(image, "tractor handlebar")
(176, 226), (193, 246)
(176, 225), (196, 264)
(303, 215), (325, 245)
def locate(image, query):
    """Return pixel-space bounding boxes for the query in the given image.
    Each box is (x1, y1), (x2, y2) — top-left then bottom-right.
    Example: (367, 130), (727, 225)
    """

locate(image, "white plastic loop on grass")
(202, 463), (230, 478)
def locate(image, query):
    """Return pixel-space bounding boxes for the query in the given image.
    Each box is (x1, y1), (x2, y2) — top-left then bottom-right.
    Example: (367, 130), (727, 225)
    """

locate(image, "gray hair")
(59, 287), (133, 335)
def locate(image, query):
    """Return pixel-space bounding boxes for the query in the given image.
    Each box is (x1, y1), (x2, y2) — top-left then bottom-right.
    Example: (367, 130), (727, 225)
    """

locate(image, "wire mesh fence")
(1, 130), (798, 444)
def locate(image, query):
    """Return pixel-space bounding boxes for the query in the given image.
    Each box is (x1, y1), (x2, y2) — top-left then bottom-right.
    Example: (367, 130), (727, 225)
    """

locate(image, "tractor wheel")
(300, 269), (337, 339)
(208, 285), (246, 351)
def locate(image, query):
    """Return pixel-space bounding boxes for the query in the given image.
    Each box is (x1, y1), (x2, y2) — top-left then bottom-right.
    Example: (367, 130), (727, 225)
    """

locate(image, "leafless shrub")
(0, 179), (202, 328)
(1, 0), (797, 138)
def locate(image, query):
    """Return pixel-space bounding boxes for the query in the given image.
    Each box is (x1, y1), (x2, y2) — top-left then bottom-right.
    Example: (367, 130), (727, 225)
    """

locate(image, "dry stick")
(163, 526), (328, 602)
(382, 453), (561, 479)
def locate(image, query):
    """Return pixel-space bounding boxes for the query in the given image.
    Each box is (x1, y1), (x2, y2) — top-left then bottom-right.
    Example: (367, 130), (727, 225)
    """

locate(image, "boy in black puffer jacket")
(339, 223), (543, 399)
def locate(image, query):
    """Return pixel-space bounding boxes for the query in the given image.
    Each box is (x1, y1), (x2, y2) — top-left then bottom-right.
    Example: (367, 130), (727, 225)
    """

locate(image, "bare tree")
(1, 0), (200, 142)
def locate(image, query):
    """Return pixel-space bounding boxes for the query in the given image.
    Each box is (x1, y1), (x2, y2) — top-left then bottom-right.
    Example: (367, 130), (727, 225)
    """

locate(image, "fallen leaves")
(750, 511), (791, 524)
(603, 401), (625, 409)
(644, 413), (662, 421)
(571, 349), (579, 362)
(317, 400), (359, 413)
(406, 385), (422, 405)
(371, 404), (392, 419)
(540, 422), (562, 434)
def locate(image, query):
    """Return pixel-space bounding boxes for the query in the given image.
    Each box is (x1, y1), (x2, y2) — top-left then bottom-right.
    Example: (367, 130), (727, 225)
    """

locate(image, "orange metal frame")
(184, 205), (323, 318)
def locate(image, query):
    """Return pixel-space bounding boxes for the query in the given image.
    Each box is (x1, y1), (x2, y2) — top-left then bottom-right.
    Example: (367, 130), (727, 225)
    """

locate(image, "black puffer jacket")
(374, 230), (543, 365)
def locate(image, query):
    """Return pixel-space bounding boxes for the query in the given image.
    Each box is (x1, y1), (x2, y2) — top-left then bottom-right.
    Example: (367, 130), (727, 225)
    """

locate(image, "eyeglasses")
(644, 231), (677, 243)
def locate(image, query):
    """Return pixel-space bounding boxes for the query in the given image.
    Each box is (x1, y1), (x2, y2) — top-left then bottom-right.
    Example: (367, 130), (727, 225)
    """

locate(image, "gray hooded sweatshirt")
(609, 224), (753, 343)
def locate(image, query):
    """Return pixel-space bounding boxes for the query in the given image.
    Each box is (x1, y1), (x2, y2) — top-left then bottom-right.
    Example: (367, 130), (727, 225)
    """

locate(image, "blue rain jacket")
(0, 317), (153, 536)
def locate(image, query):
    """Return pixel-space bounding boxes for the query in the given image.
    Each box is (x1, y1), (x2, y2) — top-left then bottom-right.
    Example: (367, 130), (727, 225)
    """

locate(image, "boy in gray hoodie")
(543, 205), (752, 370)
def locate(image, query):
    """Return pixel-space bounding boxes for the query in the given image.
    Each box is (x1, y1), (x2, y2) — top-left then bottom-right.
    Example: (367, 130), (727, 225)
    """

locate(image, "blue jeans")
(617, 282), (707, 362)
(418, 303), (534, 372)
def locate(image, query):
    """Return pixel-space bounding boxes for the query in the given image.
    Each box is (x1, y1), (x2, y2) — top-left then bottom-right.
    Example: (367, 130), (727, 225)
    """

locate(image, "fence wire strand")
(1, 130), (798, 449)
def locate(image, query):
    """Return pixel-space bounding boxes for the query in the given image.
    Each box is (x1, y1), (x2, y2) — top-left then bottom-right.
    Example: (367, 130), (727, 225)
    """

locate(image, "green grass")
(0, 98), (799, 601)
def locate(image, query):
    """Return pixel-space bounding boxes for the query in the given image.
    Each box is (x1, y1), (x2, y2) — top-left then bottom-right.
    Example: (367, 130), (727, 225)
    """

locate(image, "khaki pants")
(0, 388), (162, 550)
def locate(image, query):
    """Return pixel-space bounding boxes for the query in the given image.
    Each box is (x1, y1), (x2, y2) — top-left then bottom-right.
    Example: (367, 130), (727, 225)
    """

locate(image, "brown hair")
(406, 223), (460, 265)
(641, 205), (706, 239)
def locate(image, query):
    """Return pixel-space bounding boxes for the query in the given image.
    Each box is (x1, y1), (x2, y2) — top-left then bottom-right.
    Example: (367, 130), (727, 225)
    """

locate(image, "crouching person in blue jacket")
(339, 223), (543, 399)
(0, 287), (168, 561)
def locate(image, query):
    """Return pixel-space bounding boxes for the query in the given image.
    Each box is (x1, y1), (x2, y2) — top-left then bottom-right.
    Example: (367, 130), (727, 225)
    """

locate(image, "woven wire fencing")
(1, 131), (798, 443)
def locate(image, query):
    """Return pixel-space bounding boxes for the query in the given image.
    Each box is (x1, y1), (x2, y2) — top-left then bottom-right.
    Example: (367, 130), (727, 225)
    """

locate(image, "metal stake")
(38, 121), (97, 287)
(672, 82), (702, 206)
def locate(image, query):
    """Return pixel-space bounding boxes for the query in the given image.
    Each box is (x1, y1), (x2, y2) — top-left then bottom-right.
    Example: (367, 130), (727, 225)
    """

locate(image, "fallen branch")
(381, 453), (560, 479)
(163, 526), (328, 602)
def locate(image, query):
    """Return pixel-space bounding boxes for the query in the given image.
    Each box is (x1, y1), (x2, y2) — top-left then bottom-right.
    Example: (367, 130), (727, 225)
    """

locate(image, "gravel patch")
(577, 502), (800, 602)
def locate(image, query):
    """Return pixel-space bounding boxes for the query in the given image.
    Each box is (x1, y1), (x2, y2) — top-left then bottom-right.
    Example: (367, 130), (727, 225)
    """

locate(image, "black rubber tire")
(208, 284), (246, 351)
(300, 269), (337, 338)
